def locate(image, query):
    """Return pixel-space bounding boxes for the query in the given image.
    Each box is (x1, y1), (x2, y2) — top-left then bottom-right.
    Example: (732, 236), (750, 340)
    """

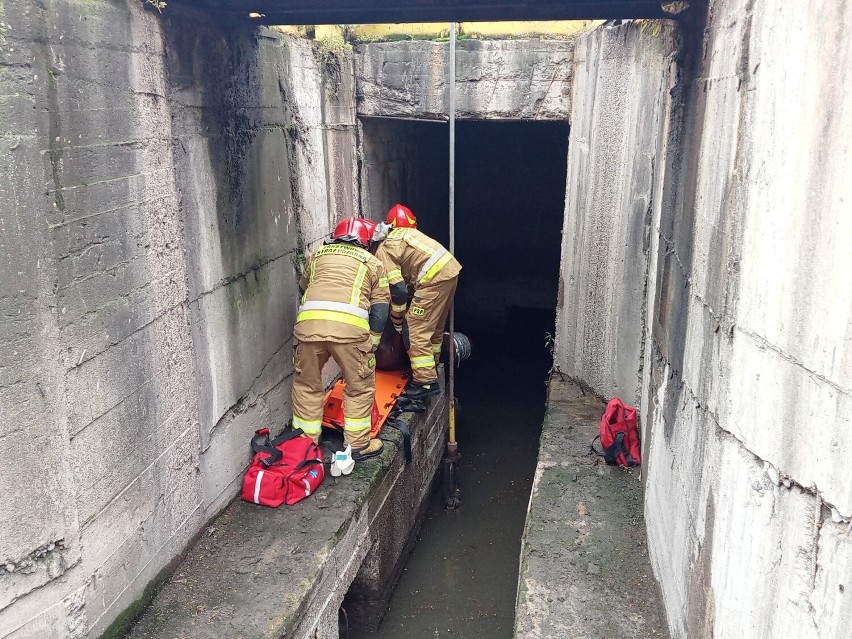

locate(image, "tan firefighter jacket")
(375, 227), (462, 315)
(295, 242), (390, 346)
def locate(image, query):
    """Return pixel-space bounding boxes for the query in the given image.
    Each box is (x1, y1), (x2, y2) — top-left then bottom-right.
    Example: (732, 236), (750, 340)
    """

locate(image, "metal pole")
(447, 22), (458, 453)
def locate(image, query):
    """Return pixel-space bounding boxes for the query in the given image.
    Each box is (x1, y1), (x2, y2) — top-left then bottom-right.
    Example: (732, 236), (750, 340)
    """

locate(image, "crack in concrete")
(203, 335), (296, 450)
(654, 340), (852, 521)
(188, 250), (294, 305)
(651, 339), (850, 637)
(804, 502), (826, 639)
(734, 325), (852, 399)
(61, 276), (185, 369)
(86, 502), (203, 634)
(80, 421), (199, 529)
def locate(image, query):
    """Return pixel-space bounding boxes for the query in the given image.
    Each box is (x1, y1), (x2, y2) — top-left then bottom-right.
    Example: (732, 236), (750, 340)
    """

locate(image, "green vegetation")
(661, 1), (689, 14)
(544, 331), (565, 382)
(315, 33), (352, 67)
(142, 0), (167, 13)
(314, 33), (352, 96)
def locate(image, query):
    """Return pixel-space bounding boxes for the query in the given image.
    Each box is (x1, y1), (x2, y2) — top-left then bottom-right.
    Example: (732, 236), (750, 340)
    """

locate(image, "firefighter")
(375, 204), (461, 399)
(291, 217), (390, 459)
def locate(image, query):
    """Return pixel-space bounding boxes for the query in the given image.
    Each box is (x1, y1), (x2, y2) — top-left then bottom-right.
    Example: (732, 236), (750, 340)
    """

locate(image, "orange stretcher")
(321, 370), (409, 438)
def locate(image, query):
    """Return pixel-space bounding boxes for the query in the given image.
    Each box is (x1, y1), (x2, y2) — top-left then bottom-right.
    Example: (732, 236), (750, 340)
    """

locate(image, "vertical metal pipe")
(449, 23), (456, 257)
(447, 22), (457, 449)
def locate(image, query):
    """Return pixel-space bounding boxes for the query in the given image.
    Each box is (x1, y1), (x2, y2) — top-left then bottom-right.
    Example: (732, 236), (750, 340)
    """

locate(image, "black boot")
(403, 380), (440, 399)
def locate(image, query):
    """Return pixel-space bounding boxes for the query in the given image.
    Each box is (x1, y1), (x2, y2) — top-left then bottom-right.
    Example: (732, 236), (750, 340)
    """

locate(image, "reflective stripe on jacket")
(376, 228), (461, 290)
(295, 242), (390, 343)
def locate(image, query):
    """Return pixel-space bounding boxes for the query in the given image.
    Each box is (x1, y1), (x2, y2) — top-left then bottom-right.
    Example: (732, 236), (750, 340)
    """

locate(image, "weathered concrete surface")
(554, 22), (676, 406)
(342, 395), (448, 632)
(165, 23), (358, 517)
(0, 3), (203, 637)
(0, 1), (356, 636)
(553, 7), (852, 636)
(515, 379), (667, 638)
(125, 388), (448, 639)
(637, 1), (852, 637)
(355, 39), (574, 121)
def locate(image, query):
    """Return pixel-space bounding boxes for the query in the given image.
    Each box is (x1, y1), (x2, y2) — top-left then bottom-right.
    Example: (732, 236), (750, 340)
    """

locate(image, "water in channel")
(351, 311), (552, 639)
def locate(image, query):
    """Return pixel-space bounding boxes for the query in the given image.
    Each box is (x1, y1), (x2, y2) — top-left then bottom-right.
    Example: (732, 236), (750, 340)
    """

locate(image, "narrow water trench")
(352, 117), (568, 637)
(351, 314), (553, 639)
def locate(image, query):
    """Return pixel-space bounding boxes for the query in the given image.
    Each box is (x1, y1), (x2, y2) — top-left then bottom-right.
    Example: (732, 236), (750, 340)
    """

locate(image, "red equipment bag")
(592, 398), (641, 467)
(241, 428), (324, 507)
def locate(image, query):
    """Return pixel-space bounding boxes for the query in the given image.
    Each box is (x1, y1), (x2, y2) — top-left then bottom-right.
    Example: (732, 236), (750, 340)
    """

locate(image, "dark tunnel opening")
(352, 118), (569, 638)
(361, 118), (569, 346)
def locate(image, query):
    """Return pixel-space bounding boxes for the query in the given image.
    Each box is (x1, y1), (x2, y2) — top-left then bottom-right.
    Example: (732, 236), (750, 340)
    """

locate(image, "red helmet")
(386, 204), (417, 228)
(331, 217), (375, 249)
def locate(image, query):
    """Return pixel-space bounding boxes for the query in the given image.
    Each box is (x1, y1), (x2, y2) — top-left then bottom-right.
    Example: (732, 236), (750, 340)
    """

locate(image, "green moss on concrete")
(98, 556), (181, 639)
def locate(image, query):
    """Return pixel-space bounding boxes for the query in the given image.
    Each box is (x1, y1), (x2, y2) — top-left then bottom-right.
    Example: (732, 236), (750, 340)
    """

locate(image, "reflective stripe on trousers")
(411, 355), (435, 369)
(344, 415), (371, 432)
(293, 415), (322, 435)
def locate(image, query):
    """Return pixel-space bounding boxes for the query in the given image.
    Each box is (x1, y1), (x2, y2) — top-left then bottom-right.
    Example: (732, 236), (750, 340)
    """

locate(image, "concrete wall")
(555, 4), (851, 638)
(359, 117), (448, 223)
(554, 23), (675, 404)
(355, 39), (574, 121)
(0, 2), (356, 636)
(642, 1), (852, 636)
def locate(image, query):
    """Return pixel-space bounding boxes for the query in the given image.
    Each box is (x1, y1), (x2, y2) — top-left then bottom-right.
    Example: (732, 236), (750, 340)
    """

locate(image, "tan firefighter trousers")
(407, 276), (458, 383)
(292, 338), (375, 450)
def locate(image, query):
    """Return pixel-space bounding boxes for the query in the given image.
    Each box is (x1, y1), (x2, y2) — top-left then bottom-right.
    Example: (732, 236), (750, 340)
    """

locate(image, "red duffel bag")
(241, 428), (324, 507)
(593, 398), (641, 467)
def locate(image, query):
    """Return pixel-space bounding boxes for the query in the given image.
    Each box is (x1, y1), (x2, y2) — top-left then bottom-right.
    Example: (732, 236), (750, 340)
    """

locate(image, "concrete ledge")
(122, 385), (448, 639)
(515, 379), (668, 638)
(355, 39), (574, 121)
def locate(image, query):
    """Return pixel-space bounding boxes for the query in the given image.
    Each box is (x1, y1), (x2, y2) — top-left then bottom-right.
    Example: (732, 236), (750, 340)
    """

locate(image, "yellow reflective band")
(406, 235), (435, 256)
(309, 254), (317, 285)
(411, 356), (435, 369)
(296, 309), (369, 330)
(431, 343), (442, 353)
(299, 300), (368, 319)
(370, 332), (381, 346)
(387, 268), (403, 281)
(344, 415), (372, 432)
(293, 416), (322, 434)
(378, 277), (389, 287)
(391, 302), (408, 312)
(390, 228), (433, 255)
(315, 243), (371, 262)
(350, 262), (367, 306)
(417, 247), (446, 281)
(419, 251), (453, 284)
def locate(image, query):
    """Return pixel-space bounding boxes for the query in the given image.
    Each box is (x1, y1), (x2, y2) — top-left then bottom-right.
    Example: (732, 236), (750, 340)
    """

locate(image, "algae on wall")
(554, 21), (676, 406)
(0, 1), (359, 635)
